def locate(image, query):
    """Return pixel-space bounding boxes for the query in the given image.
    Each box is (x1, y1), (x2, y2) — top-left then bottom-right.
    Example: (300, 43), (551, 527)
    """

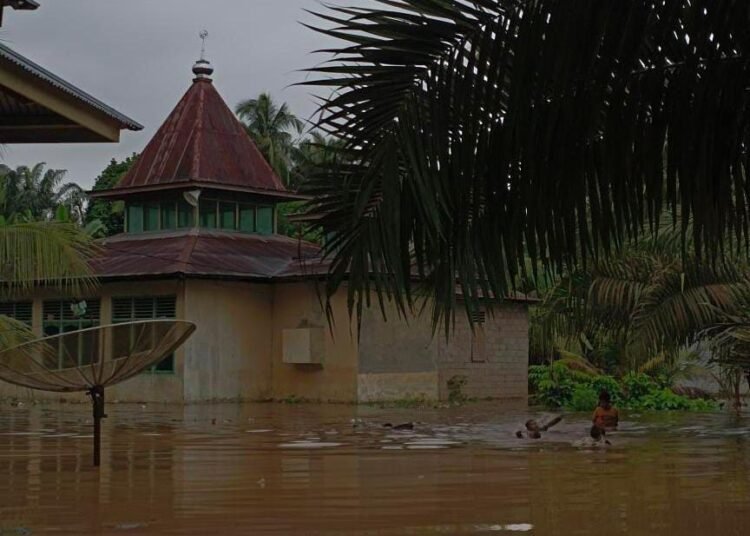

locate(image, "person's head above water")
(525, 419), (539, 431)
(598, 389), (612, 409)
(590, 425), (605, 440)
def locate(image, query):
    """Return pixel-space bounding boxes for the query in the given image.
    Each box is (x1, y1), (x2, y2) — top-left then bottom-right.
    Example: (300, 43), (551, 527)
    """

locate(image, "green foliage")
(568, 385), (600, 412)
(621, 372), (655, 401)
(0, 163), (85, 223)
(0, 220), (98, 300)
(447, 375), (468, 404)
(276, 201), (323, 243)
(86, 154), (138, 236)
(631, 388), (715, 411)
(530, 364), (716, 412)
(303, 0), (750, 333)
(235, 93), (303, 187)
(528, 362), (590, 409)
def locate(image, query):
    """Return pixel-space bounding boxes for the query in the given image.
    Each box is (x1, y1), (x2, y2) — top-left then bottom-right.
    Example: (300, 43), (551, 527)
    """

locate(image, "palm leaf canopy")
(303, 0), (750, 330)
(0, 221), (99, 299)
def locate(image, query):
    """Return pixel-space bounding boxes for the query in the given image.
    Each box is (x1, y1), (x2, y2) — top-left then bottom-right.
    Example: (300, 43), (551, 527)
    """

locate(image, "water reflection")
(0, 402), (748, 535)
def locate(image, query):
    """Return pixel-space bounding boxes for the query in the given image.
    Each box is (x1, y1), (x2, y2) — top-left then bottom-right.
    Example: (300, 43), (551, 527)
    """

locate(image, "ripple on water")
(1, 403), (749, 535)
(278, 441), (343, 449)
(474, 523), (534, 532)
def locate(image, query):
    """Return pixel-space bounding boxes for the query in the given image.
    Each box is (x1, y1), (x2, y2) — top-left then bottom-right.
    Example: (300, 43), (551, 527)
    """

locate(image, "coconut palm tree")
(303, 0), (750, 330)
(0, 163), (85, 223)
(235, 93), (304, 186)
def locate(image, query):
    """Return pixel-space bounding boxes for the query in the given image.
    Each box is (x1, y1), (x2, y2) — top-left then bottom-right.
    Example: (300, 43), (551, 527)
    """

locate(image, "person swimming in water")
(592, 389), (619, 429)
(515, 415), (563, 439)
(573, 425), (611, 448)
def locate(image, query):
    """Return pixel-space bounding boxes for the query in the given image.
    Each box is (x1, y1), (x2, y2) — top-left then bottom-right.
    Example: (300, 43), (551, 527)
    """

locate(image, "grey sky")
(1, 0), (369, 188)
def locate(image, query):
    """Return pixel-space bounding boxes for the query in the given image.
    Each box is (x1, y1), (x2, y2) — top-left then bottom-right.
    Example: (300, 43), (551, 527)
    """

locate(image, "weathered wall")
(357, 304), (439, 402)
(437, 303), (529, 401)
(182, 280), (273, 402)
(357, 301), (530, 402)
(0, 280), (186, 403)
(270, 283), (359, 402)
(0, 280), (529, 405)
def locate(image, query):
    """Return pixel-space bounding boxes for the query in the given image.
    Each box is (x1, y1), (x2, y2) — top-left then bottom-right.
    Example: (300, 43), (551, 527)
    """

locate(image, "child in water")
(592, 389), (619, 429)
(573, 425), (611, 448)
(515, 415), (563, 439)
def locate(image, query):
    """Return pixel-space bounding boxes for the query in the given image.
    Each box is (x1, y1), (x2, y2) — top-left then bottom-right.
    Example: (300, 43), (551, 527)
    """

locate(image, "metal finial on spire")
(199, 30), (208, 60)
(192, 29), (214, 82)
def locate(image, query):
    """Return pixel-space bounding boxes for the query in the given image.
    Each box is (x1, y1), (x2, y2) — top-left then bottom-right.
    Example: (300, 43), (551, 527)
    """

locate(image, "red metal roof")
(92, 230), (327, 281)
(92, 230), (537, 305)
(107, 77), (287, 196)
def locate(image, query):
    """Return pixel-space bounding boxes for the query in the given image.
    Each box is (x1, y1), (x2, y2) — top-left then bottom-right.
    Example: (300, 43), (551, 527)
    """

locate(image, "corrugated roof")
(0, 42), (142, 130)
(110, 74), (288, 196)
(91, 229), (538, 304)
(92, 229), (326, 281)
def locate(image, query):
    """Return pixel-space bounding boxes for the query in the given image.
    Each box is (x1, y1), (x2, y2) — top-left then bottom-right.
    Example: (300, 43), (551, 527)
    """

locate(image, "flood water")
(0, 402), (748, 535)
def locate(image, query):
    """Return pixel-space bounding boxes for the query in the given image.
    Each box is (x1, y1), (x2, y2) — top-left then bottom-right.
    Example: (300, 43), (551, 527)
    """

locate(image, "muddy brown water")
(0, 401), (748, 535)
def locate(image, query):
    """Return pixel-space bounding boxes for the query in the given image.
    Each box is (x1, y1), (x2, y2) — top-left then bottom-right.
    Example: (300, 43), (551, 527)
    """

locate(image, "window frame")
(199, 199), (218, 229)
(111, 295), (178, 374)
(126, 198), (276, 235)
(42, 299), (101, 369)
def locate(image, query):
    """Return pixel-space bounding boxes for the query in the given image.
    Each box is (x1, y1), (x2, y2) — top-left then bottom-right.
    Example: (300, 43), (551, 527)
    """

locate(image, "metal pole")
(87, 385), (107, 467)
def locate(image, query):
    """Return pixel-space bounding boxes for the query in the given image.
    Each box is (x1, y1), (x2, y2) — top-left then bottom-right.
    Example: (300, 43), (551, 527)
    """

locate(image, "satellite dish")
(0, 320), (196, 466)
(183, 189), (202, 208)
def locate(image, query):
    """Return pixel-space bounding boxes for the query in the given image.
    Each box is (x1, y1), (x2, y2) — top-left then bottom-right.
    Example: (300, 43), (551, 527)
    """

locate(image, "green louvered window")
(161, 203), (176, 230)
(0, 301), (33, 326)
(112, 296), (177, 373)
(199, 201), (217, 229)
(42, 299), (101, 369)
(239, 205), (255, 233)
(127, 204), (143, 233)
(256, 206), (273, 235)
(220, 202), (236, 230)
(177, 201), (194, 228)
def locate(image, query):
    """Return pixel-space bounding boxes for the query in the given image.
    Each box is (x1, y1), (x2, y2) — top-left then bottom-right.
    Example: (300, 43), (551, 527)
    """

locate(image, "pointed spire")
(192, 30), (213, 82)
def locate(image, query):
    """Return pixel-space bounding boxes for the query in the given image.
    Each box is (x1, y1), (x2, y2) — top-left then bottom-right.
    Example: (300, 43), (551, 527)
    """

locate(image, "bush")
(447, 375), (468, 404)
(529, 362), (588, 407)
(621, 372), (655, 401)
(567, 384), (599, 411)
(529, 363), (717, 412)
(589, 375), (622, 403)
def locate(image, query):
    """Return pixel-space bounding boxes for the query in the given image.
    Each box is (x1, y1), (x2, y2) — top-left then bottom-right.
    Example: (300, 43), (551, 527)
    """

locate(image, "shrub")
(529, 362), (585, 407)
(567, 384), (599, 411)
(447, 375), (468, 404)
(621, 372), (655, 402)
(529, 364), (717, 412)
(589, 375), (623, 404)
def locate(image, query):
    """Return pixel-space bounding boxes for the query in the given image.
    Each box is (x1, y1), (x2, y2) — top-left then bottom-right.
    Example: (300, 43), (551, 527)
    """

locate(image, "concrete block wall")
(358, 300), (530, 402)
(437, 303), (529, 401)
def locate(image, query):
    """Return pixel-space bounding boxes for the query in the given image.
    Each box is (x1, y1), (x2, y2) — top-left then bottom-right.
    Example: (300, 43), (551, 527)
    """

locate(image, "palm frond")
(303, 0), (750, 329)
(556, 349), (601, 376)
(0, 221), (99, 298)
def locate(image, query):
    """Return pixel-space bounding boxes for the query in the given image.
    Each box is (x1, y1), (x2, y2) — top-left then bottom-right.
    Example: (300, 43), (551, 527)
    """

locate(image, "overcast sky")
(1, 0), (370, 188)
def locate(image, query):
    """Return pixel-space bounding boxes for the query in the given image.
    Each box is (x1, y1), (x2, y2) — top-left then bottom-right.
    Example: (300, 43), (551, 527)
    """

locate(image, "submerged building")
(0, 58), (532, 404)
